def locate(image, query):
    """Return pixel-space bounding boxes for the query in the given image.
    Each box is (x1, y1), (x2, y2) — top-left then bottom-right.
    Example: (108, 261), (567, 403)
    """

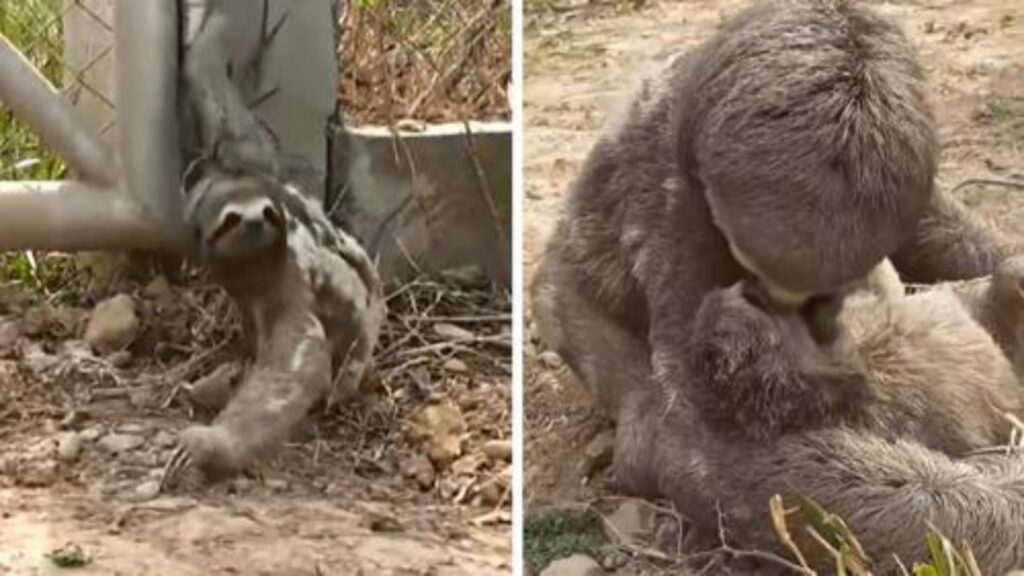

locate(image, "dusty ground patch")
(0, 267), (511, 575)
(523, 0), (1024, 573)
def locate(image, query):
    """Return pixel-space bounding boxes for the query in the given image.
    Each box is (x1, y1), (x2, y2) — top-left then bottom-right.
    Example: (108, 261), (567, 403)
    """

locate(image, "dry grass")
(338, 0), (512, 125)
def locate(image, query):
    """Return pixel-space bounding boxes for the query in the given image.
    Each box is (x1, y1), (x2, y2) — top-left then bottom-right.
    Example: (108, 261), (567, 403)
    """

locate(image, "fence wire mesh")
(0, 0), (117, 180)
(0, 0), (511, 182)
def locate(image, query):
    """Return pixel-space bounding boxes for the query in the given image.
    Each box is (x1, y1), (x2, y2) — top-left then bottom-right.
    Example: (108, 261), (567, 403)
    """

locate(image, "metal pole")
(115, 0), (188, 252)
(0, 181), (168, 251)
(0, 36), (118, 187)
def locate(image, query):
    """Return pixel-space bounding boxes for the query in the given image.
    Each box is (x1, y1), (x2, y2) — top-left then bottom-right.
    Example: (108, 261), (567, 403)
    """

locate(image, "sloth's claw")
(159, 444), (193, 492)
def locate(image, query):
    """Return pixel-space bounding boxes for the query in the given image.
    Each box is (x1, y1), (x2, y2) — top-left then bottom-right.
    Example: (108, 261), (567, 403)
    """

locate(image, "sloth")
(539, 256), (1024, 573)
(532, 0), (1018, 419)
(184, 168), (385, 404)
(685, 267), (1024, 454)
(161, 169), (385, 485)
(530, 0), (1022, 543)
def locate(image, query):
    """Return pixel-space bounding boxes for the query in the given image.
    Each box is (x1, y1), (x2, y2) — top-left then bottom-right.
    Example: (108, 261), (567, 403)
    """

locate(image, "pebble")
(152, 430), (177, 448)
(107, 350), (133, 368)
(55, 433), (83, 462)
(442, 357), (469, 373)
(0, 319), (20, 350)
(481, 439), (512, 463)
(186, 363), (239, 410)
(400, 453), (436, 490)
(117, 423), (147, 435)
(79, 426), (104, 442)
(264, 478), (289, 493)
(406, 404), (466, 470)
(133, 480), (160, 502)
(142, 276), (174, 302)
(580, 429), (615, 477)
(433, 323), (476, 342)
(97, 433), (145, 454)
(603, 499), (655, 546)
(540, 554), (605, 576)
(84, 294), (139, 354)
(477, 479), (505, 506)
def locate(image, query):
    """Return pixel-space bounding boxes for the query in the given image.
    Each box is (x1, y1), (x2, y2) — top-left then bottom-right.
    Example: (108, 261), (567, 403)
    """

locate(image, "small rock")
(59, 339), (92, 358)
(152, 430), (177, 448)
(133, 480), (160, 502)
(442, 357), (469, 373)
(17, 460), (59, 487)
(0, 319), (21, 350)
(79, 426), (104, 442)
(598, 547), (629, 571)
(538, 350), (563, 370)
(451, 453), (488, 477)
(400, 453), (436, 490)
(433, 323), (475, 342)
(117, 423), (147, 435)
(264, 478), (289, 492)
(142, 276), (174, 302)
(477, 478), (506, 506)
(55, 433), (83, 462)
(603, 499), (655, 547)
(84, 294), (139, 354)
(406, 404), (466, 470)
(580, 429), (615, 477)
(481, 439), (512, 463)
(360, 511), (404, 533)
(97, 433), (145, 454)
(107, 350), (132, 368)
(186, 363), (240, 410)
(21, 343), (58, 374)
(540, 554), (604, 576)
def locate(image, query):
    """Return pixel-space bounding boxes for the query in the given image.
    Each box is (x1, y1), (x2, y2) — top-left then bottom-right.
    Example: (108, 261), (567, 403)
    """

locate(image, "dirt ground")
(0, 270), (511, 575)
(523, 0), (1023, 573)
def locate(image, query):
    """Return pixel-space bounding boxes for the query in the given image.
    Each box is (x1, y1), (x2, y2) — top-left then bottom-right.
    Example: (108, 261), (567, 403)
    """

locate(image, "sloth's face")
(192, 177), (287, 265)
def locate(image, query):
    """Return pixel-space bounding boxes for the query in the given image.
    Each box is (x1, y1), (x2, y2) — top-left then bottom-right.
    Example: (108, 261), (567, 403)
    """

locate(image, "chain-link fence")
(1, 0), (512, 180)
(0, 0), (116, 180)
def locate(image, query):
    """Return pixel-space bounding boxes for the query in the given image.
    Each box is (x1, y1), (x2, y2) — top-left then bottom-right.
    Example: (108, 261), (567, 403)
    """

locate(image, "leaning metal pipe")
(0, 181), (168, 251)
(115, 0), (188, 252)
(0, 37), (118, 187)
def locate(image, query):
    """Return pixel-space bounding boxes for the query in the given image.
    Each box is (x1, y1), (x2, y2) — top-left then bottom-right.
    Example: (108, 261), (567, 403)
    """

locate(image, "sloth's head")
(187, 173), (287, 266)
(684, 281), (865, 441)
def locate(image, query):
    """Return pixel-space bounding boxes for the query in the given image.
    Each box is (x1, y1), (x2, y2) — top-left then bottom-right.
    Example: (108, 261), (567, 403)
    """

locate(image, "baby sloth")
(686, 268), (1024, 456)
(657, 261), (1024, 572)
(162, 170), (384, 485)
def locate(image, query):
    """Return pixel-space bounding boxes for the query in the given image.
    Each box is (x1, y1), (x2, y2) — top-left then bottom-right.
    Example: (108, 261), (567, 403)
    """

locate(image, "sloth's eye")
(221, 212), (242, 231)
(263, 206), (284, 229)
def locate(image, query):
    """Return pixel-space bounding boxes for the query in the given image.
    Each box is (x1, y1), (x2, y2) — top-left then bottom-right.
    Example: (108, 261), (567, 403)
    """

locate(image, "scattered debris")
(46, 543), (92, 568)
(185, 362), (240, 410)
(97, 433), (145, 455)
(580, 429), (614, 478)
(406, 404), (467, 470)
(481, 439), (512, 463)
(540, 554), (605, 576)
(84, 294), (139, 354)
